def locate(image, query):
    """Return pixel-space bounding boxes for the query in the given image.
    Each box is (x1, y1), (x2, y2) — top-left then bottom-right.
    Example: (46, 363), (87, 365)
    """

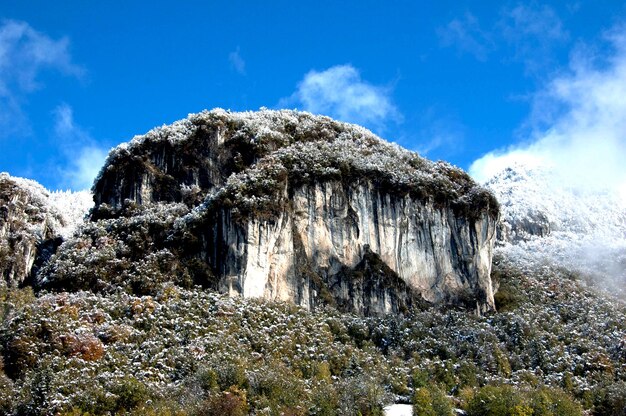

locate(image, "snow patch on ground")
(383, 404), (413, 416)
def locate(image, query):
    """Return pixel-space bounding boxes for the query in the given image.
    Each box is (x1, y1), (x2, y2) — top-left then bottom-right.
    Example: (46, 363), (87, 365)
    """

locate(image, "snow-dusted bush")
(37, 202), (201, 294)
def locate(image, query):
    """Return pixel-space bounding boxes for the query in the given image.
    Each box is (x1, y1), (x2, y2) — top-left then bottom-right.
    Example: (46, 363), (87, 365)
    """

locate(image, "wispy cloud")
(228, 47), (246, 75)
(437, 12), (495, 61)
(501, 4), (568, 43)
(280, 64), (400, 131)
(53, 104), (107, 191)
(0, 19), (83, 137)
(470, 26), (626, 194)
(439, 5), (568, 73)
(413, 109), (466, 157)
(499, 4), (569, 73)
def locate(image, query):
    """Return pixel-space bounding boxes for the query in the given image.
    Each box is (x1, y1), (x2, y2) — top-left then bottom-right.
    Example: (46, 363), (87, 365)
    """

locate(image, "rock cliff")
(41, 109), (499, 314)
(0, 173), (91, 286)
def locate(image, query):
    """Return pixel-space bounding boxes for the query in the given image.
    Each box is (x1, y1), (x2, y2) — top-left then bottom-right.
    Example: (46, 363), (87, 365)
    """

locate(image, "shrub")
(464, 385), (582, 416)
(465, 385), (527, 416)
(413, 386), (454, 416)
(198, 386), (248, 416)
(591, 381), (626, 416)
(112, 377), (152, 413)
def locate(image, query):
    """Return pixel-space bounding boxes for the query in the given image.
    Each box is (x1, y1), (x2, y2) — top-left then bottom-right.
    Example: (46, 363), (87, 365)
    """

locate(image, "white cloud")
(437, 12), (494, 61)
(53, 104), (108, 191)
(53, 103), (83, 139)
(0, 19), (82, 137)
(69, 146), (108, 191)
(281, 64), (400, 131)
(470, 27), (626, 194)
(228, 47), (246, 75)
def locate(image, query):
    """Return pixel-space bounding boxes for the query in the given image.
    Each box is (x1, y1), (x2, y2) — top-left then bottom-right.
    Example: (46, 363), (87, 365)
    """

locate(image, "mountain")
(38, 109), (499, 315)
(0, 111), (625, 415)
(485, 161), (626, 297)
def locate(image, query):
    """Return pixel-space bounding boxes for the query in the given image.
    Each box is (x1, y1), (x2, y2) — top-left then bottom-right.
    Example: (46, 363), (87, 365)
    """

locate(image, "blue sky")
(2, 1), (626, 190)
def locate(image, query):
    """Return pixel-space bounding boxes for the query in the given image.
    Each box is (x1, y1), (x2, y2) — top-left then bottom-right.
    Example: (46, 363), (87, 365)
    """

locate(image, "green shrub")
(112, 377), (151, 413)
(530, 387), (582, 416)
(413, 386), (454, 416)
(590, 381), (626, 416)
(465, 385), (527, 416)
(465, 385), (582, 416)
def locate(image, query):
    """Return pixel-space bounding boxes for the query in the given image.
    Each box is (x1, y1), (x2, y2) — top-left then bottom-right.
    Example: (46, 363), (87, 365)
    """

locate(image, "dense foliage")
(37, 203), (207, 294)
(0, 254), (625, 414)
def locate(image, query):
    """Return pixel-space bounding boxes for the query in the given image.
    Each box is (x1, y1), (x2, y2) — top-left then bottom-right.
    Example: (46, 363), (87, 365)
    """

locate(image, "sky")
(2, 1), (626, 191)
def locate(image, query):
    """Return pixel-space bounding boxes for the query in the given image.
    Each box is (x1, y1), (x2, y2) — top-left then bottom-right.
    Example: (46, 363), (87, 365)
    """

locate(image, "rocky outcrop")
(0, 174), (86, 286)
(198, 180), (496, 314)
(43, 109), (499, 314)
(0, 174), (93, 287)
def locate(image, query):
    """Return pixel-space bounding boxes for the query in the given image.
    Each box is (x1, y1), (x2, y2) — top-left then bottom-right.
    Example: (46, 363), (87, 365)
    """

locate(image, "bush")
(198, 386), (248, 416)
(591, 381), (626, 416)
(465, 385), (529, 416)
(112, 377), (152, 413)
(413, 386), (454, 416)
(464, 385), (582, 416)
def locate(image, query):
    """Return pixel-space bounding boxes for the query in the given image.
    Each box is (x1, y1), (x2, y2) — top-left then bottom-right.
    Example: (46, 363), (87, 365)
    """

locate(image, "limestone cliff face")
(204, 181), (496, 314)
(44, 109), (499, 314)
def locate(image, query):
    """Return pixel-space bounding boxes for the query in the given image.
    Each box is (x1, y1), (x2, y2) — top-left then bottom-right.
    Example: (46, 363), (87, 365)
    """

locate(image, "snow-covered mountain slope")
(0, 173), (92, 286)
(48, 189), (94, 238)
(483, 162), (626, 296)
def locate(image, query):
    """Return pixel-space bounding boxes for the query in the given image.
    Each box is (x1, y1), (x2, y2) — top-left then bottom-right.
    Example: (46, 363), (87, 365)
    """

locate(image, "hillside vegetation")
(1, 112), (625, 415)
(0, 254), (624, 414)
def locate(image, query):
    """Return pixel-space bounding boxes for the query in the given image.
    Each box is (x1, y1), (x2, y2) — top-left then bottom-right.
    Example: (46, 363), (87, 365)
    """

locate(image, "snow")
(483, 161), (626, 295)
(1, 172), (93, 238)
(485, 162), (626, 238)
(49, 189), (93, 237)
(98, 109), (490, 216)
(383, 404), (413, 416)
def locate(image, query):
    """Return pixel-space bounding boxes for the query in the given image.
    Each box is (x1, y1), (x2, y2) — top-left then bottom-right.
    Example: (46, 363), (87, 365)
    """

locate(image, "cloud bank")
(281, 64), (400, 131)
(470, 27), (626, 197)
(0, 19), (82, 137)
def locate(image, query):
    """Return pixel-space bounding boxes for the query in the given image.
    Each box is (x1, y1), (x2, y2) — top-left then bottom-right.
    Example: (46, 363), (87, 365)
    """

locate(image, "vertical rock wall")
(205, 180), (497, 314)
